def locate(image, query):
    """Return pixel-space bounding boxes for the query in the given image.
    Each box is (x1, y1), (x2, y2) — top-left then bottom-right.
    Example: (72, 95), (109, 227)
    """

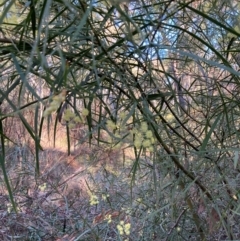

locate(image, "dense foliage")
(1, 0), (240, 240)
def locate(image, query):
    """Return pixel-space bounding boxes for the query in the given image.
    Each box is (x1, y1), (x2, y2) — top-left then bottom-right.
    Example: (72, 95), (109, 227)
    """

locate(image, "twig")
(164, 208), (187, 241)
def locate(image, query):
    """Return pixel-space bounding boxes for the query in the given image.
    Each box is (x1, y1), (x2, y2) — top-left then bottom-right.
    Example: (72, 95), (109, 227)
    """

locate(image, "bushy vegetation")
(1, 0), (240, 240)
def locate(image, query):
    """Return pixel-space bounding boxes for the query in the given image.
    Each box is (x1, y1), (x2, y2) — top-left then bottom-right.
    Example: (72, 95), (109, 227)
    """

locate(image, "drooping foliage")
(1, 0), (240, 239)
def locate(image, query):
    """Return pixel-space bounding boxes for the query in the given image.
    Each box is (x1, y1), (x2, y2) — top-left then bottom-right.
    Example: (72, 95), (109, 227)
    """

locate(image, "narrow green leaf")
(12, 55), (41, 101)
(234, 151), (239, 169)
(0, 0), (15, 25)
(146, 92), (173, 100)
(0, 88), (41, 149)
(38, 0), (49, 27)
(66, 124), (71, 156)
(0, 119), (17, 212)
(184, 4), (240, 38)
(30, 0), (36, 39)
(121, 102), (136, 127)
(155, 45), (240, 77)
(34, 103), (40, 175)
(53, 110), (59, 148)
(199, 114), (222, 153)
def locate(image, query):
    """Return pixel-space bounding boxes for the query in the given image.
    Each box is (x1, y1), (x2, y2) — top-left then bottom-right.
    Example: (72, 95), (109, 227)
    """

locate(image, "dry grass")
(1, 143), (128, 240)
(1, 116), (139, 240)
(2, 116), (240, 240)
